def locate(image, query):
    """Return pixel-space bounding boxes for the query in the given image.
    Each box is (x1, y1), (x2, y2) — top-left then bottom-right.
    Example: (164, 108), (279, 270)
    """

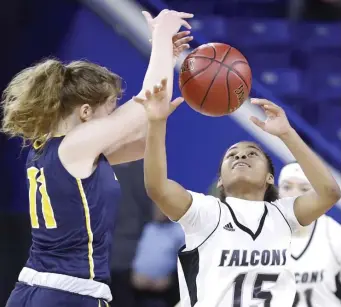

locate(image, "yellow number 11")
(27, 167), (57, 229)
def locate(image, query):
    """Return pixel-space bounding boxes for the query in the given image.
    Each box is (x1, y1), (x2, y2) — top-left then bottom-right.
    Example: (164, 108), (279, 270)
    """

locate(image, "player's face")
(219, 142), (273, 191)
(279, 177), (312, 198)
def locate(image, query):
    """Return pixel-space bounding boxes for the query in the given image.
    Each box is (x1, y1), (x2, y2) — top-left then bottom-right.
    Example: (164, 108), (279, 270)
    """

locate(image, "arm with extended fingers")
(250, 99), (341, 225)
(134, 78), (193, 221)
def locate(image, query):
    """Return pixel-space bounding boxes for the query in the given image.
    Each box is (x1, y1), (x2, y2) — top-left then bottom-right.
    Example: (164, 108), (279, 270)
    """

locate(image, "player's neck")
(54, 115), (79, 136)
(225, 188), (265, 202)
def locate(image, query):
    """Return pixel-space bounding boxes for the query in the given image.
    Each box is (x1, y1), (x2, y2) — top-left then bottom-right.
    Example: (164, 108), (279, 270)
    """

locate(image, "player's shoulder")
(266, 197), (302, 233)
(187, 190), (221, 206)
(269, 196), (297, 208)
(27, 137), (62, 166)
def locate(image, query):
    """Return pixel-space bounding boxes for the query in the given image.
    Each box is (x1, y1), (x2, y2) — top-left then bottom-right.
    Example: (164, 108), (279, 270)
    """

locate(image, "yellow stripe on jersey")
(105, 302), (109, 307)
(76, 178), (95, 280)
(27, 167), (39, 228)
(38, 168), (57, 228)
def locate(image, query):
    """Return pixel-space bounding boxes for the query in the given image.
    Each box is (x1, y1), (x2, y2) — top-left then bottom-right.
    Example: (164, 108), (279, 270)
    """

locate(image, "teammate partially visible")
(134, 84), (341, 307)
(279, 162), (341, 307)
(2, 9), (193, 307)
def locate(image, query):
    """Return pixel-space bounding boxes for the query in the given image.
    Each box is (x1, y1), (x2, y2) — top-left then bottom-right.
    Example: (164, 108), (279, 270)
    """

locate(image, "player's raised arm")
(134, 78), (192, 221)
(103, 22), (193, 165)
(250, 98), (341, 226)
(60, 10), (193, 168)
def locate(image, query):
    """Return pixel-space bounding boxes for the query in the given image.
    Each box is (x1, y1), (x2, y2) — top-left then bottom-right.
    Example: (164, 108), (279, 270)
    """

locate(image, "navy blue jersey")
(25, 136), (120, 284)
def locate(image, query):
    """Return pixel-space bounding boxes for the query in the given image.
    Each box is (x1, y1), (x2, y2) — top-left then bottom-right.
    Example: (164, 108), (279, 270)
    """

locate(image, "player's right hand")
(133, 78), (184, 121)
(142, 9), (194, 37)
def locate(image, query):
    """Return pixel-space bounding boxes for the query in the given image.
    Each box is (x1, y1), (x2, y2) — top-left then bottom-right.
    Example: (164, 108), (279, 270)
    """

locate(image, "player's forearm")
(143, 120), (191, 220)
(106, 30), (173, 163)
(141, 29), (174, 100)
(280, 128), (341, 204)
(144, 120), (169, 197)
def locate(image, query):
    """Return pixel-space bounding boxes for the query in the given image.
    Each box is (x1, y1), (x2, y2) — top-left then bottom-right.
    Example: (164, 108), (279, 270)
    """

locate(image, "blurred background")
(0, 0), (340, 306)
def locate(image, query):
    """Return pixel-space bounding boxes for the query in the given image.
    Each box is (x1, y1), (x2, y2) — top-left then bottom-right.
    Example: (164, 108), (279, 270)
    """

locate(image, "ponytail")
(2, 58), (123, 146)
(1, 59), (66, 143)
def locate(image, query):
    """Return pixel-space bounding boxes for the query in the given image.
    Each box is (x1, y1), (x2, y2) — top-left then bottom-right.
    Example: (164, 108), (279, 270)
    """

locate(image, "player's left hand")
(133, 78), (184, 122)
(249, 98), (292, 138)
(171, 31), (193, 64)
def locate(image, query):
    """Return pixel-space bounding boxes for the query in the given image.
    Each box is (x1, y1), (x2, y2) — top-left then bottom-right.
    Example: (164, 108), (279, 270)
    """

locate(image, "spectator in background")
(131, 206), (184, 307)
(110, 160), (154, 307)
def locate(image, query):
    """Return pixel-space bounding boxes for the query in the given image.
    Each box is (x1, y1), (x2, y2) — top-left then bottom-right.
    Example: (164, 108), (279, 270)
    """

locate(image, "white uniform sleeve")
(271, 197), (303, 233)
(325, 215), (341, 266)
(176, 191), (220, 250)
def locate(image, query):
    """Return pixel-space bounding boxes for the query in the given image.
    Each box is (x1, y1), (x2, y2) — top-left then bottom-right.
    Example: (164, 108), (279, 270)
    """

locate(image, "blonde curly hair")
(1, 58), (122, 144)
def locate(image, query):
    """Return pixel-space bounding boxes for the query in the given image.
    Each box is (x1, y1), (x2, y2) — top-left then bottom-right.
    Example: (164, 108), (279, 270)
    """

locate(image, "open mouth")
(233, 162), (251, 169)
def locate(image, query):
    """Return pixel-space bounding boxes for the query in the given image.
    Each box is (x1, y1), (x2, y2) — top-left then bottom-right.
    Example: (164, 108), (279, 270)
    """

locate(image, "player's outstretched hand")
(172, 31), (193, 63)
(133, 78), (184, 121)
(142, 9), (194, 37)
(249, 98), (292, 138)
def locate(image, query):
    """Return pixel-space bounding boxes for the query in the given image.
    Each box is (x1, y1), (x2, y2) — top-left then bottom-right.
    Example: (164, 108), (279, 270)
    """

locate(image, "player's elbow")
(326, 184), (341, 204)
(145, 184), (167, 203)
(317, 184), (341, 209)
(145, 178), (172, 203)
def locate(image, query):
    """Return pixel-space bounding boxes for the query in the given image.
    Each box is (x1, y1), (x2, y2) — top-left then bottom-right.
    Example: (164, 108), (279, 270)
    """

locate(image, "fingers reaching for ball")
(133, 78), (184, 121)
(132, 78), (180, 107)
(173, 31), (193, 49)
(172, 31), (191, 43)
(170, 97), (185, 110)
(249, 98), (292, 137)
(249, 116), (266, 130)
(251, 98), (284, 116)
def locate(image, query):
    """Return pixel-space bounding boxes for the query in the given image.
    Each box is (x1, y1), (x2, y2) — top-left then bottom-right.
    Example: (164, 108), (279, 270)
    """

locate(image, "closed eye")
(248, 151), (258, 157)
(226, 152), (236, 159)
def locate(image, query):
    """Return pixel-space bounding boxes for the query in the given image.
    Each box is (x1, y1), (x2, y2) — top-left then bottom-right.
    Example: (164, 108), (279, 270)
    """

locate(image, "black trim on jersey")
(222, 201), (268, 241)
(291, 220), (317, 261)
(269, 203), (292, 233)
(178, 201), (222, 307)
(178, 249), (200, 307)
(334, 272), (341, 300)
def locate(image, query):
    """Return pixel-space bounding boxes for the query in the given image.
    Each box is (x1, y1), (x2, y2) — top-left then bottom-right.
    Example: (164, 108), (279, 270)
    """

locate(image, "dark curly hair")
(217, 145), (279, 203)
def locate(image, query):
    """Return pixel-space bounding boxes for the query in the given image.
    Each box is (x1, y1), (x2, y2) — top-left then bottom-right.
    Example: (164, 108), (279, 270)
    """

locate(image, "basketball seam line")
(190, 56), (249, 69)
(180, 45), (217, 91)
(188, 56), (250, 91)
(229, 69), (250, 92)
(226, 69), (231, 113)
(180, 62), (215, 91)
(200, 45), (232, 109)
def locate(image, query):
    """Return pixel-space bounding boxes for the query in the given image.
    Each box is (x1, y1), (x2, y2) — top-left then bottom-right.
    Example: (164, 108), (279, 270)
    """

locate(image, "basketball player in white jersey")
(134, 87), (341, 307)
(279, 162), (341, 307)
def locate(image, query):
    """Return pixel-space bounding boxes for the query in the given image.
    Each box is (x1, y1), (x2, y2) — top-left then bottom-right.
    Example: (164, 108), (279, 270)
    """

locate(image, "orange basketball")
(179, 43), (252, 116)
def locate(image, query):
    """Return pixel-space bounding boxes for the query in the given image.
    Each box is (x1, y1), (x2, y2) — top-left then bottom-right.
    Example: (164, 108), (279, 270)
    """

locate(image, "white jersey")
(291, 215), (341, 307)
(177, 192), (302, 307)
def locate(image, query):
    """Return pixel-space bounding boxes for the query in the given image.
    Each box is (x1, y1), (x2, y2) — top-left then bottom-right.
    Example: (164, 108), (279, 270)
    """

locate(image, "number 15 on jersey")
(232, 273), (279, 307)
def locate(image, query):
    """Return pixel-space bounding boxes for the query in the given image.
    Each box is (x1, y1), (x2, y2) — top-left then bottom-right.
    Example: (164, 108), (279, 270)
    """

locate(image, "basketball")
(179, 43), (252, 117)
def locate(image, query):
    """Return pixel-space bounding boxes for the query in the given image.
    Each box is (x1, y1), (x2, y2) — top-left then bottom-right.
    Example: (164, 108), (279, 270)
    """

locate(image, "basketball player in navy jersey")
(279, 162), (341, 307)
(134, 89), (341, 306)
(1, 9), (193, 307)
